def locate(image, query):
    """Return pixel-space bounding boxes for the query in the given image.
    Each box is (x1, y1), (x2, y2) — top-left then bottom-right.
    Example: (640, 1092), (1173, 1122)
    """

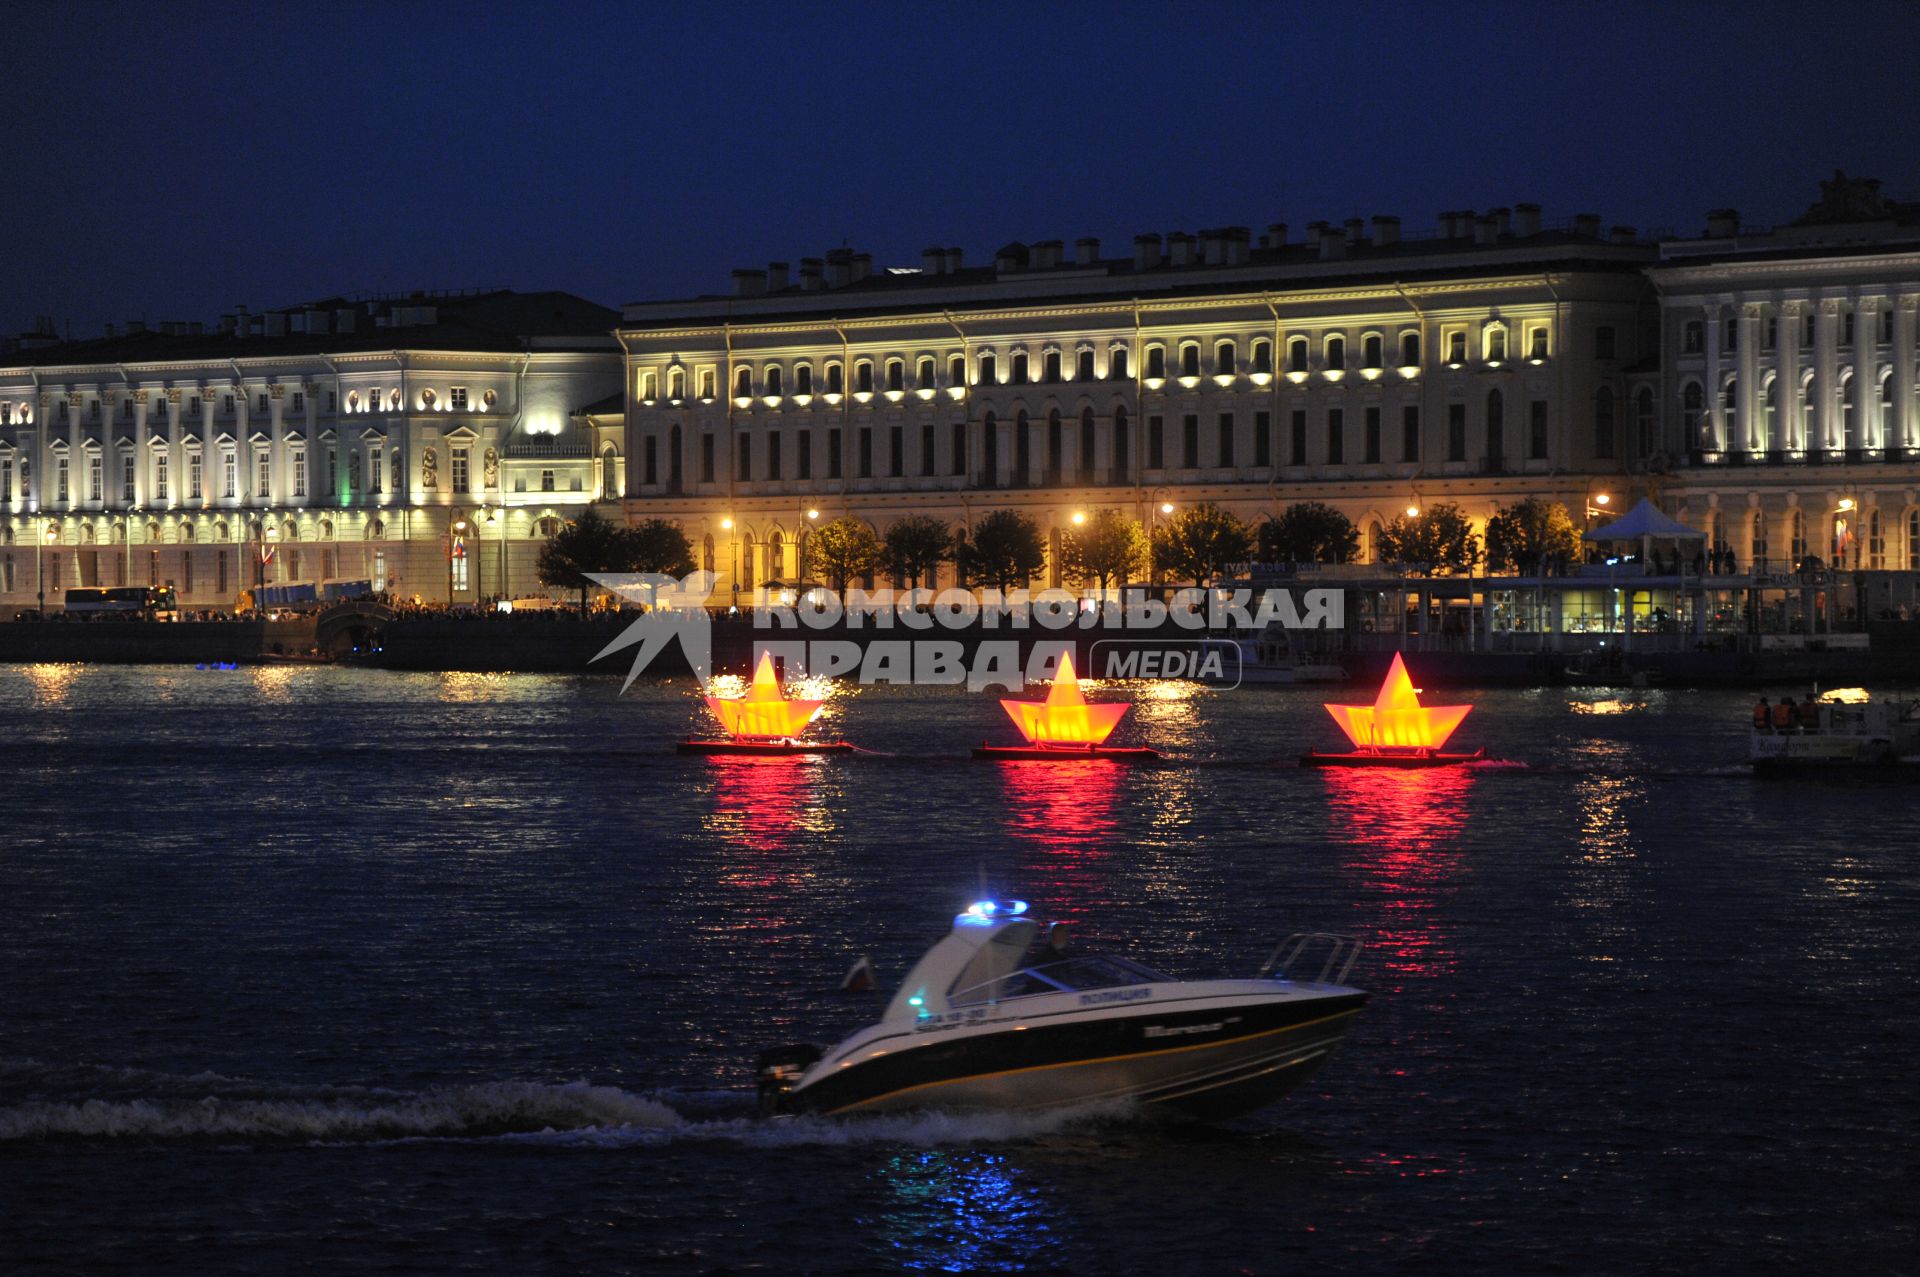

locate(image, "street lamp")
(721, 516), (738, 604)
(37, 519), (56, 615)
(447, 512), (470, 607)
(1071, 510), (1086, 526)
(1145, 489), (1175, 586)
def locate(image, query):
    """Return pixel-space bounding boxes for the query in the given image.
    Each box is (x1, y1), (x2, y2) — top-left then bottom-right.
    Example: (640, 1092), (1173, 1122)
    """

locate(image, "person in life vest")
(1773, 697), (1797, 731)
(1798, 699), (1821, 731)
(1754, 698), (1772, 731)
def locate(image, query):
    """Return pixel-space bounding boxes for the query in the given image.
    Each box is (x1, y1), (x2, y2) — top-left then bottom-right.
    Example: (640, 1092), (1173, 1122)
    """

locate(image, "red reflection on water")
(1319, 765), (1472, 981)
(996, 761), (1123, 920)
(701, 755), (824, 871)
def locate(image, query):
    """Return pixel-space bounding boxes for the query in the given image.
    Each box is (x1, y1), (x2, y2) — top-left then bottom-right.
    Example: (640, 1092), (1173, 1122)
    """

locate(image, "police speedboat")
(756, 900), (1366, 1120)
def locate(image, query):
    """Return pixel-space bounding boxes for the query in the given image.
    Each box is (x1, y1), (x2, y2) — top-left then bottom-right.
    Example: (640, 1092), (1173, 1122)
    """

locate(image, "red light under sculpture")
(1301, 652), (1482, 768)
(678, 652), (853, 756)
(973, 652), (1160, 761)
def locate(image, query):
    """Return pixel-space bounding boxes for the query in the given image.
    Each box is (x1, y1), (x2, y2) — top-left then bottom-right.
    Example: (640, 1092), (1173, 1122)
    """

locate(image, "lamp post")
(37, 519), (56, 615)
(1145, 488), (1174, 585)
(721, 515), (738, 608)
(448, 511), (468, 607)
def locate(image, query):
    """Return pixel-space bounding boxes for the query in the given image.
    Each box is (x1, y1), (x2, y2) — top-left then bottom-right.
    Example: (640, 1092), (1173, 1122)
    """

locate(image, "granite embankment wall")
(0, 619), (318, 664)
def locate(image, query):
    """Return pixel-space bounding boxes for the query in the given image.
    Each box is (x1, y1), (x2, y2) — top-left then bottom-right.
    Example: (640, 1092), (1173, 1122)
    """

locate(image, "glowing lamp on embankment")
(1301, 652), (1482, 768)
(677, 651), (852, 756)
(973, 652), (1160, 762)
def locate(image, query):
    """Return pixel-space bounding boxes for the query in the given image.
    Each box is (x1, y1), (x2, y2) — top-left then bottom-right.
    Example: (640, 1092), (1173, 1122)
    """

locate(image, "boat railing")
(1257, 933), (1364, 985)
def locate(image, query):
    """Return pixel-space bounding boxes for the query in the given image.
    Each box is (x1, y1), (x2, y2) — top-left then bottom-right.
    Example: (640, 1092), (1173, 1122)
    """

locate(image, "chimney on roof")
(334, 308), (358, 333)
(1075, 236), (1099, 266)
(125, 319), (146, 334)
(264, 312), (288, 337)
(1371, 215), (1400, 247)
(1167, 231), (1195, 266)
(1133, 233), (1162, 269)
(851, 252), (872, 282)
(922, 247), (944, 274)
(945, 246), (964, 272)
(825, 250), (853, 288)
(1705, 208), (1740, 238)
(1223, 226), (1250, 265)
(993, 242), (1027, 272)
(1318, 224), (1345, 260)
(732, 268), (767, 297)
(1031, 240), (1063, 269)
(1199, 229), (1223, 266)
(766, 261), (790, 291)
(1491, 207), (1512, 237)
(800, 257), (824, 290)
(104, 323), (117, 338)
(1343, 218), (1365, 246)
(1574, 213), (1602, 238)
(1266, 222), (1288, 247)
(1514, 203), (1541, 237)
(189, 321), (203, 335)
(1473, 215), (1498, 246)
(1610, 225), (1637, 245)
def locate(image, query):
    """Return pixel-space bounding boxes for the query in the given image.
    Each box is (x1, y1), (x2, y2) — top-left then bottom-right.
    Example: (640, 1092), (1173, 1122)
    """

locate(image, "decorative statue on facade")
(483, 447), (499, 488)
(348, 452), (362, 493)
(1794, 171), (1892, 226)
(422, 446), (438, 489)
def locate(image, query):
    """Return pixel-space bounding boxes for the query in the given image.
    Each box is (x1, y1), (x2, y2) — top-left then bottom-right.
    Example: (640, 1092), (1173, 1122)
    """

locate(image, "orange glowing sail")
(1000, 652), (1130, 747)
(1324, 653), (1471, 752)
(706, 652), (824, 740)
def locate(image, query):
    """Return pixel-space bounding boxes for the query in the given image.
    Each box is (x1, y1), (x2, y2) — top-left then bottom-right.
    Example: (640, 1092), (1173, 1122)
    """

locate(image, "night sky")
(6, 0), (1918, 341)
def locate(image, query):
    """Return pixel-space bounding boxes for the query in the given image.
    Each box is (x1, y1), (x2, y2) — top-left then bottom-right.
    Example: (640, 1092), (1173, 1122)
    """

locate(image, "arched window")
(1485, 326), (1507, 362)
(1790, 509), (1806, 563)
(1486, 388), (1505, 463)
(826, 362), (844, 395)
(1042, 350), (1062, 383)
(1250, 338), (1272, 375)
(1800, 375), (1816, 449)
(1593, 387), (1615, 460)
(180, 523), (196, 544)
(215, 521), (230, 542)
(667, 424), (683, 492)
(602, 446), (619, 498)
(536, 515), (563, 539)
(1145, 345), (1166, 380)
(794, 363), (812, 396)
(1879, 370), (1895, 444)
(1762, 376), (1778, 449)
(1750, 512), (1769, 568)
(318, 519), (333, 541)
(916, 356), (935, 387)
(366, 518), (384, 540)
(1400, 331), (1420, 367)
(1868, 508), (1884, 569)
(951, 419), (968, 477)
(1109, 345), (1130, 380)
(1009, 350), (1028, 385)
(1369, 520), (1385, 564)
(1841, 370), (1855, 444)
(1111, 406), (1130, 485)
(1179, 343), (1200, 378)
(1287, 336), (1309, 373)
(885, 359), (904, 393)
(982, 410), (999, 485)
(1080, 407), (1096, 473)
(976, 352), (996, 385)
(1015, 410), (1031, 485)
(701, 533), (715, 574)
(1635, 387), (1655, 456)
(855, 360), (874, 394)
(948, 354), (966, 386)
(734, 367), (752, 398)
(1215, 340), (1235, 376)
(1324, 335), (1345, 372)
(1362, 333), (1383, 370)
(765, 365), (783, 396)
(768, 530), (785, 583)
(667, 366), (685, 399)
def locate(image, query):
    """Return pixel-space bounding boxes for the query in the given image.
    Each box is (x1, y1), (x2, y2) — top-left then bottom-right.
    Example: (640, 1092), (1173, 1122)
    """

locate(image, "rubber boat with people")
(754, 899), (1366, 1120)
(1749, 689), (1920, 773)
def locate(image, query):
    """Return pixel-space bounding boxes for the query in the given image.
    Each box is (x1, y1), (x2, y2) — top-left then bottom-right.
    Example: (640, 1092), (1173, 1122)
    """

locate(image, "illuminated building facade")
(618, 208), (1661, 598)
(1650, 174), (1920, 574)
(0, 290), (622, 608)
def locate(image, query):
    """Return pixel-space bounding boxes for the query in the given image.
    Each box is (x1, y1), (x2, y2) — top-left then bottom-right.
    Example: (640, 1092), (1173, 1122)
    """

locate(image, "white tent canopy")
(1581, 497), (1705, 542)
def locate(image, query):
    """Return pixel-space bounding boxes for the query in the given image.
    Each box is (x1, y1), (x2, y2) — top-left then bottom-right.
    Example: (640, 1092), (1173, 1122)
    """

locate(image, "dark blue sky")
(5, 0), (1918, 340)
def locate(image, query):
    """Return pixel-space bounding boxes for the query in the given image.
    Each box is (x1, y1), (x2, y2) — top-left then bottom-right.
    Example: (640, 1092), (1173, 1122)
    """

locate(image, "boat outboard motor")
(754, 1043), (823, 1116)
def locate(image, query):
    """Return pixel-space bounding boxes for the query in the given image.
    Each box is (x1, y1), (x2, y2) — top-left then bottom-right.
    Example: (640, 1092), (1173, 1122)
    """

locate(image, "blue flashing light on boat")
(959, 899), (1030, 925)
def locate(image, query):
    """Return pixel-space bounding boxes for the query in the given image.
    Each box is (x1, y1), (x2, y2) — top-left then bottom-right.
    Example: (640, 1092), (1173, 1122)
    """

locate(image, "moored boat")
(1748, 692), (1920, 773)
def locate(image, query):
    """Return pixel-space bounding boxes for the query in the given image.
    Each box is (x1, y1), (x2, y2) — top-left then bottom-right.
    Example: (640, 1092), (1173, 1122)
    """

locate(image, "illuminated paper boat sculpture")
(1301, 653), (1482, 768)
(677, 652), (853, 756)
(973, 652), (1160, 761)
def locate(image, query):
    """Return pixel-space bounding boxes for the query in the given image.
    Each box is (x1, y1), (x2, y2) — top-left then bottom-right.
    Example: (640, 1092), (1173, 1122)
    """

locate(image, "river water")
(1, 663), (1915, 1274)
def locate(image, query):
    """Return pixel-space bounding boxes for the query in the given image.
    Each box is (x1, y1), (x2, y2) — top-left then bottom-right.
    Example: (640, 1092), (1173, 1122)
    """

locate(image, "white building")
(1652, 173), (1920, 574)
(617, 206), (1659, 599)
(0, 290), (623, 610)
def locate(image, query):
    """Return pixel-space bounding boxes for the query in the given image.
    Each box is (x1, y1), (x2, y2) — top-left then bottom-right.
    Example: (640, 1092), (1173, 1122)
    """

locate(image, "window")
(291, 449), (307, 498)
(1217, 412), (1234, 467)
(1145, 346), (1166, 380)
(326, 448), (338, 496)
(1683, 382), (1706, 440)
(735, 367), (752, 397)
(951, 421), (968, 477)
(58, 457), (71, 502)
(1287, 336), (1309, 374)
(1080, 409), (1095, 474)
(1148, 415), (1165, 469)
(1790, 509), (1806, 562)
(1254, 410), (1272, 468)
(828, 429), (842, 479)
(1528, 328), (1549, 360)
(795, 364), (812, 396)
(88, 453), (103, 501)
(2, 458), (14, 505)
(1447, 331), (1467, 364)
(1400, 332), (1420, 367)
(1045, 412), (1062, 483)
(1043, 351), (1061, 383)
(1111, 408), (1130, 484)
(1402, 406), (1420, 462)
(1014, 413), (1029, 484)
(1447, 403), (1467, 461)
(1909, 511), (1920, 570)
(889, 425), (903, 477)
(121, 454), (135, 503)
(799, 431), (812, 480)
(1364, 407), (1381, 464)
(767, 432), (782, 480)
(1636, 388), (1655, 456)
(976, 353), (995, 385)
(255, 451), (270, 499)
(917, 355), (936, 388)
(736, 435), (751, 482)
(856, 361), (874, 394)
(1180, 343), (1200, 378)
(1530, 400), (1549, 460)
(826, 363), (844, 396)
(949, 355), (966, 387)
(1594, 388), (1616, 459)
(1803, 312), (1815, 348)
(1486, 327), (1507, 361)
(766, 365), (783, 396)
(257, 393), (269, 413)
(700, 434), (715, 484)
(981, 413), (998, 483)
(541, 468), (556, 492)
(1290, 410), (1307, 466)
(886, 359), (904, 393)
(452, 447), (469, 493)
(1216, 340), (1236, 376)
(1362, 334), (1382, 370)
(1868, 509), (1884, 570)
(1110, 347), (1129, 380)
(1182, 415), (1199, 468)
(697, 368), (714, 398)
(1485, 389), (1505, 465)
(1842, 311), (1854, 344)
(223, 452), (237, 498)
(1325, 335), (1345, 371)
(1879, 309), (1893, 344)
(1326, 409), (1344, 464)
(639, 370), (658, 401)
(290, 391), (306, 413)
(1762, 317), (1777, 351)
(1009, 351), (1028, 385)
(921, 423), (935, 476)
(858, 427), (873, 478)
(1076, 349), (1094, 381)
(1252, 339), (1273, 375)
(1723, 319), (1739, 352)
(366, 447), (380, 494)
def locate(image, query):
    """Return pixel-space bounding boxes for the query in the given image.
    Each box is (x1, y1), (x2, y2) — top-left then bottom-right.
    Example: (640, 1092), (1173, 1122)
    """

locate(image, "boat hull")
(676, 739), (853, 756)
(972, 744), (1161, 762)
(1300, 748), (1484, 769)
(789, 990), (1365, 1119)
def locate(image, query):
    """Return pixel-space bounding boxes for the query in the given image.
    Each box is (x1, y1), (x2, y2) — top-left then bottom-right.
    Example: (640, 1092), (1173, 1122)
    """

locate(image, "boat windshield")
(949, 952), (1172, 1006)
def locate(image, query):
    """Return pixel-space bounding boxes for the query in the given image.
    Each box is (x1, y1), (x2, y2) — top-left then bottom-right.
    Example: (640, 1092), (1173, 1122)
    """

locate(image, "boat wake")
(0, 1059), (1137, 1150)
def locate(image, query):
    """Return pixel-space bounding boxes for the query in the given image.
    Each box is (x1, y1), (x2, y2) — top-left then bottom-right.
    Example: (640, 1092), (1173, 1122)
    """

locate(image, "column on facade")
(1777, 303), (1802, 451)
(1057, 410), (1076, 487)
(1091, 409), (1113, 485)
(1814, 300), (1840, 451)
(1737, 304), (1760, 451)
(1853, 298), (1878, 449)
(268, 388), (287, 506)
(1896, 297), (1918, 449)
(1027, 415), (1046, 487)
(1703, 307), (1725, 451)
(994, 415), (1014, 488)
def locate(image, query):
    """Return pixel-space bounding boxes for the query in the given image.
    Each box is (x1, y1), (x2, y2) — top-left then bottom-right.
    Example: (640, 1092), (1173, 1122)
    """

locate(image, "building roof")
(6, 290), (621, 370)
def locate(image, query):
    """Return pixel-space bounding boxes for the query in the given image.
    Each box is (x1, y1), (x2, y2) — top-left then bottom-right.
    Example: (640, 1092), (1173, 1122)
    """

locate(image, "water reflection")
(1321, 767), (1472, 981)
(700, 757), (834, 864)
(249, 665), (297, 701)
(870, 1149), (1064, 1272)
(22, 663), (79, 705)
(437, 670), (510, 702)
(1564, 771), (1647, 965)
(997, 761), (1122, 919)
